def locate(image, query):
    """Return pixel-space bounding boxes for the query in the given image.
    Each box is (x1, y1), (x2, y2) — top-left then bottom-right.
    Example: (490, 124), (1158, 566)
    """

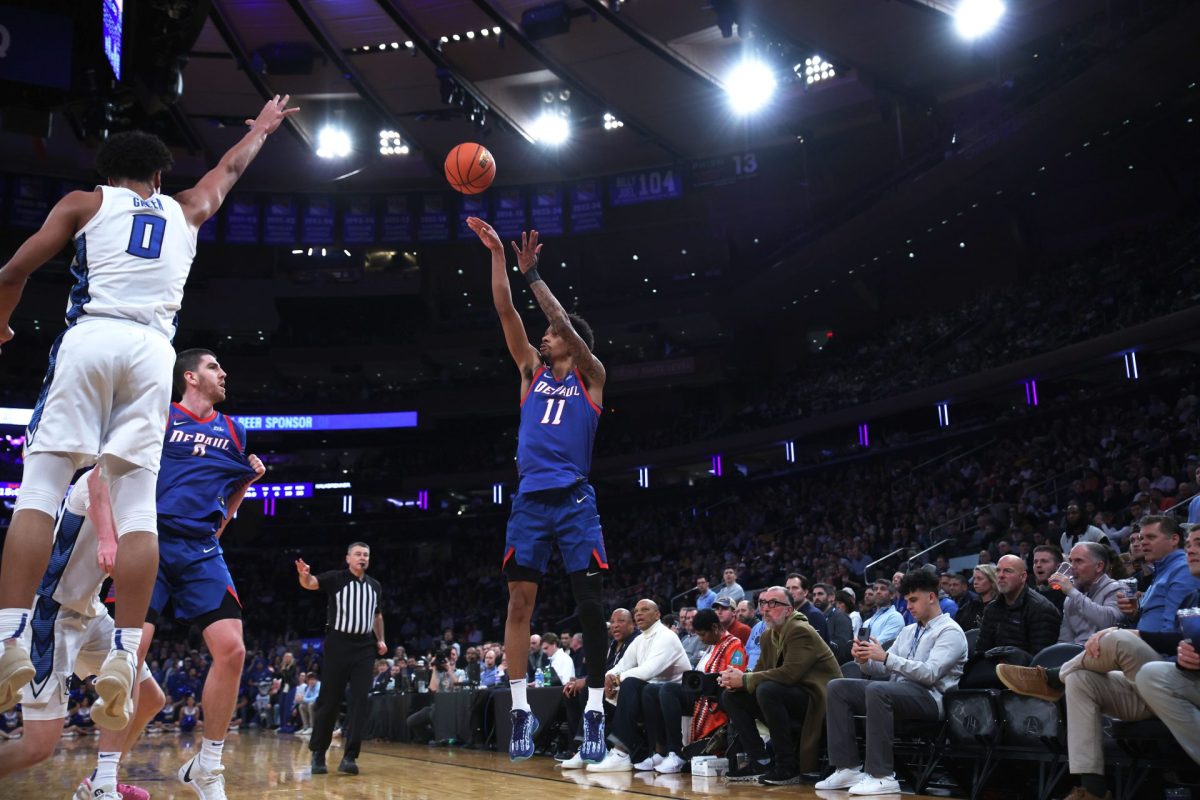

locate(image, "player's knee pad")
(13, 452), (79, 516)
(107, 465), (158, 536)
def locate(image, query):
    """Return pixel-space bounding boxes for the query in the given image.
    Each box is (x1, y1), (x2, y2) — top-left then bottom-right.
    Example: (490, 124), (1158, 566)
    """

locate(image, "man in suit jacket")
(717, 585), (841, 786)
(814, 583), (854, 663)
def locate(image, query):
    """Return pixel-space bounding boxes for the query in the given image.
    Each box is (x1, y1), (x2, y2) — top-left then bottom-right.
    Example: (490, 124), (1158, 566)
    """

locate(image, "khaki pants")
(1134, 661), (1200, 766)
(299, 702), (314, 729)
(1060, 630), (1158, 775)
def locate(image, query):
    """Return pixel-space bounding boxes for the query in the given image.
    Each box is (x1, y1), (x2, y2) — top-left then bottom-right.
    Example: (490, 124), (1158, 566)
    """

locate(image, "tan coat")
(741, 611), (841, 772)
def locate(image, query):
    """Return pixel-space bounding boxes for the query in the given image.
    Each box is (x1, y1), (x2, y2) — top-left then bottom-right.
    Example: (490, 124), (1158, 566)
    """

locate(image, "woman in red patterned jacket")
(635, 608), (747, 774)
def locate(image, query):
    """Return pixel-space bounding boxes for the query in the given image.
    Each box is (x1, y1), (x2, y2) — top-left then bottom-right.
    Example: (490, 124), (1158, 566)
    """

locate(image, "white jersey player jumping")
(0, 95), (299, 750)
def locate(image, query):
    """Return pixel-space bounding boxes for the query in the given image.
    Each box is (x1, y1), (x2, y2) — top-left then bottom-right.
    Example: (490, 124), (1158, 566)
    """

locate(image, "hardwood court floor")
(0, 729), (935, 798)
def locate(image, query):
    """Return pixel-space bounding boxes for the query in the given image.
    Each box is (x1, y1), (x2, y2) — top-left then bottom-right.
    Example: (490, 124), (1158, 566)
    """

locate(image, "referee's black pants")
(310, 632), (376, 759)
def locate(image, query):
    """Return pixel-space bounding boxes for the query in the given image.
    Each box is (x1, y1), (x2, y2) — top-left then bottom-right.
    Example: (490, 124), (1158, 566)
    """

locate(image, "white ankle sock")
(0, 608), (30, 643)
(198, 738), (224, 772)
(585, 687), (604, 713)
(93, 751), (120, 787)
(510, 678), (529, 711)
(112, 627), (142, 655)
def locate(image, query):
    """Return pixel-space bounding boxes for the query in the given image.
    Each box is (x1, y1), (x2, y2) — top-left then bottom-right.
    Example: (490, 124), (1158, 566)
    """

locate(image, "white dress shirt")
(607, 620), (691, 684)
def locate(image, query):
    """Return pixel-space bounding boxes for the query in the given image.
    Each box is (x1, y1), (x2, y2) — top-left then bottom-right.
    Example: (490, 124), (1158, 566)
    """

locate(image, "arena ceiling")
(0, 0), (1118, 191)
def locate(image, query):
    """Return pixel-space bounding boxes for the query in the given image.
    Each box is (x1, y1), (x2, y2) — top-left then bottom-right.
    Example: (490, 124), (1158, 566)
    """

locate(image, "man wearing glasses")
(718, 586), (840, 786)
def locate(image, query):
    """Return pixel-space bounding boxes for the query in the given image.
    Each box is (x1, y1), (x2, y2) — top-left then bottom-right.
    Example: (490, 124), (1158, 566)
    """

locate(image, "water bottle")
(543, 666), (553, 686)
(534, 669), (543, 688)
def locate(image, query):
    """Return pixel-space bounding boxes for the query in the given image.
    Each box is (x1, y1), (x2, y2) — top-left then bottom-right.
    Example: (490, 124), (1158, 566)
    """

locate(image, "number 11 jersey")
(516, 366), (601, 494)
(69, 185), (196, 340)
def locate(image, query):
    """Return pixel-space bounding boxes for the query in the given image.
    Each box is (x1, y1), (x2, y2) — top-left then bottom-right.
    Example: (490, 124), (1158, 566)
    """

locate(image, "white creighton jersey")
(39, 478), (107, 619)
(68, 185), (197, 340)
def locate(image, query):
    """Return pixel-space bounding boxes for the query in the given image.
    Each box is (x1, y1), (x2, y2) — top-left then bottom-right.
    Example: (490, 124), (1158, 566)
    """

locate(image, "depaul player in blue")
(467, 218), (611, 765)
(129, 349), (264, 800)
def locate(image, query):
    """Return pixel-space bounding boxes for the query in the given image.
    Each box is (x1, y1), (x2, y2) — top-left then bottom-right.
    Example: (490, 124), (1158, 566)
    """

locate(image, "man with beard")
(813, 583), (854, 663)
(1032, 545), (1066, 613)
(1059, 501), (1112, 555)
(736, 599), (764, 670)
(719, 586), (840, 786)
(713, 597), (750, 645)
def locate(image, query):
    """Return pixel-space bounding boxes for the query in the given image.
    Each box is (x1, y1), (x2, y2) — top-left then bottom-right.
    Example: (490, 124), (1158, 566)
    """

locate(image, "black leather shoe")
(311, 751), (328, 774)
(338, 756), (359, 775)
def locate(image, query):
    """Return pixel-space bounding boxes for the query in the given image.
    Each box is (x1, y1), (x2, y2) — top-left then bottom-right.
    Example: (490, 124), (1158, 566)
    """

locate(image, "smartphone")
(857, 627), (870, 642)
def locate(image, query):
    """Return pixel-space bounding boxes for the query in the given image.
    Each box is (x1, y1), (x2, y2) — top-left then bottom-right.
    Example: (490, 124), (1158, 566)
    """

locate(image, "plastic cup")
(1049, 562), (1075, 591)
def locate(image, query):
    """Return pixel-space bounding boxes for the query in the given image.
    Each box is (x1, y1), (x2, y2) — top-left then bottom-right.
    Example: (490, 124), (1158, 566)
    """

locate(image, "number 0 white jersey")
(69, 185), (197, 340)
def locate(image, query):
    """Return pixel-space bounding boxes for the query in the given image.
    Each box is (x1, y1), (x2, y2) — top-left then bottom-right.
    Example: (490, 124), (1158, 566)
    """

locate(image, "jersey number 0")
(126, 214), (167, 259)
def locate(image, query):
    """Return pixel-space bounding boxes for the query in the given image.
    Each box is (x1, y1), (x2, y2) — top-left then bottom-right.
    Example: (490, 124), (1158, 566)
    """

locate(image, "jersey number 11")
(540, 398), (566, 425)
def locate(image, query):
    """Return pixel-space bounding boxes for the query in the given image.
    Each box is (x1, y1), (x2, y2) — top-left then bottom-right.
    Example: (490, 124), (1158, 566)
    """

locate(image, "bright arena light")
(531, 113), (570, 145)
(316, 126), (352, 159)
(725, 60), (777, 115)
(955, 0), (1005, 40)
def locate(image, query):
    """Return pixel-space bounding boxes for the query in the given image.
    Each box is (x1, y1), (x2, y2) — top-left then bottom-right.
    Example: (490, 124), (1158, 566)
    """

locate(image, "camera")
(682, 670), (721, 699)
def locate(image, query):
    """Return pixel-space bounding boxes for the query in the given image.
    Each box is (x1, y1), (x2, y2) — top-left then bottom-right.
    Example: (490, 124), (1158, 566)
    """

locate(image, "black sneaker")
(338, 756), (359, 775)
(311, 752), (327, 774)
(759, 767), (802, 785)
(725, 761), (770, 782)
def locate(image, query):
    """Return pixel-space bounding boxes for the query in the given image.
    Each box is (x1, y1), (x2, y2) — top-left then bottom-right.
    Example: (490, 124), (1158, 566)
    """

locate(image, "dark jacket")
(825, 607), (854, 663)
(954, 596), (987, 631)
(800, 600), (830, 644)
(977, 585), (1062, 658)
(741, 611), (841, 773)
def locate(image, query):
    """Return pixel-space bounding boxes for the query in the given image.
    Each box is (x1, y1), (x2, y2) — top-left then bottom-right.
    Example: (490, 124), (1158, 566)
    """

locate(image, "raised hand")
(465, 216), (503, 253)
(248, 453), (266, 482)
(245, 94), (300, 136)
(511, 230), (543, 274)
(295, 558), (311, 577)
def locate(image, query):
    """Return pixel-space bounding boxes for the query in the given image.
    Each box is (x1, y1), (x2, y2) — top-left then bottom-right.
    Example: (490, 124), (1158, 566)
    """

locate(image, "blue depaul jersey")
(157, 403), (256, 538)
(516, 367), (601, 493)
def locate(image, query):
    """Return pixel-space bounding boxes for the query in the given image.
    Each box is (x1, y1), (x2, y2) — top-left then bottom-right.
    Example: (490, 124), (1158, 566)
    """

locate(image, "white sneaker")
(558, 751), (585, 769)
(655, 752), (686, 774)
(848, 773), (902, 795)
(0, 645), (34, 713)
(815, 766), (866, 790)
(178, 755), (228, 800)
(633, 753), (663, 771)
(585, 749), (632, 772)
(92, 650), (137, 731)
(73, 778), (120, 800)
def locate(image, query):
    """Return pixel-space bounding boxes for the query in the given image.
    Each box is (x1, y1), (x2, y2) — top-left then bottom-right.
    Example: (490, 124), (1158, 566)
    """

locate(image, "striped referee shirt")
(316, 569), (382, 636)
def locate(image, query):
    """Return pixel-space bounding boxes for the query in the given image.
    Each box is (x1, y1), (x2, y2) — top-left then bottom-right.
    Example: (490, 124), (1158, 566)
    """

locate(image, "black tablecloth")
(365, 692), (430, 741)
(493, 687), (564, 748)
(432, 688), (478, 743)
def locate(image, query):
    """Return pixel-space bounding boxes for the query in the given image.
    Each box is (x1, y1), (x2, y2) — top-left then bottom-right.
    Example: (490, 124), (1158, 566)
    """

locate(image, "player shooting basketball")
(466, 217), (611, 765)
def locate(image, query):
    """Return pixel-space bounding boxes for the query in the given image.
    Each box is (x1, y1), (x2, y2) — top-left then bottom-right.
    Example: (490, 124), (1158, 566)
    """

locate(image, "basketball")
(444, 143), (496, 194)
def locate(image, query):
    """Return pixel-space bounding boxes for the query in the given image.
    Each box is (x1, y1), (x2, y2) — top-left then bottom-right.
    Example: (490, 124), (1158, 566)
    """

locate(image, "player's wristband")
(524, 267), (543, 285)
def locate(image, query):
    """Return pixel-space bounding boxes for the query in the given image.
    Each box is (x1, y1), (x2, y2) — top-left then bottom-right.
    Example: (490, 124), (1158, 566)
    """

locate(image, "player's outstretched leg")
(0, 453), (79, 712)
(177, 616), (244, 800)
(504, 581), (540, 761)
(569, 568), (610, 763)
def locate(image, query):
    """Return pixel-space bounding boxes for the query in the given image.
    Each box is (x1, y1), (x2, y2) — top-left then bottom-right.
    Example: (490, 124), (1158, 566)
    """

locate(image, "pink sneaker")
(117, 784), (150, 800)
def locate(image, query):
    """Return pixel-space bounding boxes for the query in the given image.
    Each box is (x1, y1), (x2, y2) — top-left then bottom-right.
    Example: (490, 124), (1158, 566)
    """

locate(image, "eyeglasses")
(757, 599), (790, 609)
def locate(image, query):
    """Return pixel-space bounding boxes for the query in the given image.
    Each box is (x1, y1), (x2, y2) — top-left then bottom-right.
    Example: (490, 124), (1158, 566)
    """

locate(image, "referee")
(296, 542), (386, 776)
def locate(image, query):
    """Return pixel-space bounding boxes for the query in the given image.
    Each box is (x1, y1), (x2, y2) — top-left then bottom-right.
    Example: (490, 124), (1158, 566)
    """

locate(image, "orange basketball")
(444, 143), (496, 195)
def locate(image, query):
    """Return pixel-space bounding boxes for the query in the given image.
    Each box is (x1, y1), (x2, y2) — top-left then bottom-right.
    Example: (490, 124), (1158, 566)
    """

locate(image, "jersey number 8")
(127, 214), (167, 259)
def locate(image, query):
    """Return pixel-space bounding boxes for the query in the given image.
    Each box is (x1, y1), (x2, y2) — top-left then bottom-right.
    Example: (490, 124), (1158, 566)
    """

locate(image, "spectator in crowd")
(277, 651), (299, 733)
(1051, 542), (1124, 645)
(527, 634), (546, 681)
(1060, 501), (1113, 556)
(961, 555), (1060, 688)
(559, 609), (638, 766)
(297, 672), (320, 735)
(842, 545), (871, 582)
(370, 660), (391, 694)
(462, 646), (482, 686)
(586, 600), (690, 773)
(1123, 516), (1200, 634)
(637, 608), (747, 774)
(861, 581), (904, 647)
(480, 649), (502, 687)
(1032, 545), (1067, 613)
(956, 565), (997, 630)
(813, 583), (854, 663)
(817, 570), (969, 796)
(835, 589), (862, 634)
(1189, 465), (1200, 524)
(785, 573), (830, 644)
(998, 526), (1200, 800)
(896, 566), (958, 624)
(695, 576), (718, 610)
(720, 586), (840, 786)
(717, 567), (746, 605)
(541, 633), (575, 687)
(678, 608), (705, 668)
(736, 599), (764, 671)
(568, 634), (585, 677)
(713, 597), (751, 645)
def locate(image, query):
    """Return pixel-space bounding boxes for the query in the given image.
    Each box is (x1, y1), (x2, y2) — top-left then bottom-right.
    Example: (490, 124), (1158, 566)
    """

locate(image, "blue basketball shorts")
(502, 482), (608, 578)
(149, 533), (241, 623)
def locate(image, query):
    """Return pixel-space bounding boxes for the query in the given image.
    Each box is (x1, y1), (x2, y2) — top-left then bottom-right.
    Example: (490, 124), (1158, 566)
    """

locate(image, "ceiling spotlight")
(405, 41), (413, 48)
(602, 112), (624, 130)
(954, 0), (1005, 40)
(531, 112), (570, 145)
(316, 126), (352, 159)
(378, 129), (408, 156)
(725, 60), (777, 114)
(466, 30), (475, 39)
(492, 26), (501, 34)
(452, 33), (461, 41)
(480, 28), (489, 36)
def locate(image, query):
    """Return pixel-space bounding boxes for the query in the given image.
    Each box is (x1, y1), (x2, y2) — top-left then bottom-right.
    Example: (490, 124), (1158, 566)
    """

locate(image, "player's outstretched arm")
(295, 559), (319, 591)
(513, 230), (606, 396)
(465, 217), (540, 380)
(85, 467), (119, 575)
(0, 191), (97, 352)
(176, 95), (299, 230)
